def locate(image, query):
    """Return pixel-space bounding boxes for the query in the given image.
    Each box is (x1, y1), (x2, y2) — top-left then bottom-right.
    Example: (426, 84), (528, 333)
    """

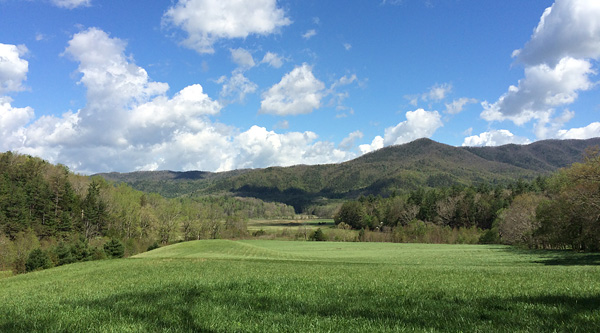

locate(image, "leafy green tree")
(536, 149), (600, 251)
(334, 201), (366, 229)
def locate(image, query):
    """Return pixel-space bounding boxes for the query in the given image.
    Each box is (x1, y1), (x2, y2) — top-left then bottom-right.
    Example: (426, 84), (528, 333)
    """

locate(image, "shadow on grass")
(504, 247), (600, 266)
(2, 282), (600, 332)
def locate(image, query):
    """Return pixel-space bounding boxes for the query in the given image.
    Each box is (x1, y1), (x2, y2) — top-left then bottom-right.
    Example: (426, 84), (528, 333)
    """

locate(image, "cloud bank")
(477, 0), (600, 142)
(0, 29), (354, 173)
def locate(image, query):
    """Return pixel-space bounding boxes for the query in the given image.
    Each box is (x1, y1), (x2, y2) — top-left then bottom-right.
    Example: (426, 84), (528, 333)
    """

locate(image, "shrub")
(25, 248), (52, 272)
(147, 241), (160, 252)
(310, 228), (327, 241)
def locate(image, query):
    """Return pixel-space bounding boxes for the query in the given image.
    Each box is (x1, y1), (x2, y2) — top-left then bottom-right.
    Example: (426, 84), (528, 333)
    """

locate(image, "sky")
(0, 0), (599, 174)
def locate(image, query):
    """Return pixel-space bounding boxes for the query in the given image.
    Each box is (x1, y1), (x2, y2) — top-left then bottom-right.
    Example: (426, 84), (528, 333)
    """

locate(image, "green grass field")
(1, 240), (599, 332)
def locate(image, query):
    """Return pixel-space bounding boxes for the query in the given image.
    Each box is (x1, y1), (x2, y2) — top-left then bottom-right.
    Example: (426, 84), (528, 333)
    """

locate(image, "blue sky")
(1, 0), (599, 173)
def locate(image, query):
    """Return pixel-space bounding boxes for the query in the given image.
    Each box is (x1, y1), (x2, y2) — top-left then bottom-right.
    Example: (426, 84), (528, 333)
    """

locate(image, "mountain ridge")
(97, 137), (600, 209)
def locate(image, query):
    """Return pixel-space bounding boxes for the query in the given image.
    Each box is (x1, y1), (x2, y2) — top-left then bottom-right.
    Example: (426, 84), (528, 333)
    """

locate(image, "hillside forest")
(1, 144), (599, 275)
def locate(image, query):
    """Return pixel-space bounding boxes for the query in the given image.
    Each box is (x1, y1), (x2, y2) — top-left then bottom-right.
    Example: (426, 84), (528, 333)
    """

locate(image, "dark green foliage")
(54, 242), (75, 266)
(70, 237), (93, 262)
(147, 242), (160, 252)
(25, 248), (52, 272)
(104, 239), (125, 258)
(479, 228), (500, 244)
(309, 228), (327, 241)
(334, 201), (366, 229)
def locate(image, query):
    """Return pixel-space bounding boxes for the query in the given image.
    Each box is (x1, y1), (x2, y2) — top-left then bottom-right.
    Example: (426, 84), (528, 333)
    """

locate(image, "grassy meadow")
(1, 240), (600, 332)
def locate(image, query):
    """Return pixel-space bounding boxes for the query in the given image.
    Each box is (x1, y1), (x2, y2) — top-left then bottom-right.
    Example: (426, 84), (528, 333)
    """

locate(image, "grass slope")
(2, 240), (599, 332)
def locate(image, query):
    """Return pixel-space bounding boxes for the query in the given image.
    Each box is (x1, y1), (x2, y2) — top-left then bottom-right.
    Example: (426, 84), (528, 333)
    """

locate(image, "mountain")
(97, 137), (600, 210)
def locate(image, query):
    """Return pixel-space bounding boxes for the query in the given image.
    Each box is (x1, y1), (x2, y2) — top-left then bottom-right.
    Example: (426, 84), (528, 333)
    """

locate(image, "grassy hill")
(1, 240), (599, 332)
(98, 137), (600, 209)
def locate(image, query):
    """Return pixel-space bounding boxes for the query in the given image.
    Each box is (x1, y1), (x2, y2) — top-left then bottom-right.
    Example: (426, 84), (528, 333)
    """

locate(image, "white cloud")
(481, 57), (594, 125)
(260, 63), (325, 116)
(339, 130), (364, 150)
(230, 48), (255, 68)
(163, 0), (291, 54)
(383, 109), (443, 146)
(0, 43), (28, 94)
(0, 97), (34, 151)
(1, 28), (357, 173)
(218, 71), (258, 103)
(51, 0), (91, 9)
(483, 0), (600, 138)
(462, 129), (531, 147)
(233, 126), (352, 169)
(557, 122), (600, 139)
(302, 29), (317, 40)
(423, 83), (452, 102)
(359, 136), (384, 154)
(261, 52), (284, 68)
(445, 97), (478, 114)
(360, 109), (443, 153)
(514, 0), (600, 66)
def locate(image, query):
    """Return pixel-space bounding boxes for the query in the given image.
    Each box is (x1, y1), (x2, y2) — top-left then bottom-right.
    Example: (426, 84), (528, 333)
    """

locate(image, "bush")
(309, 228), (327, 241)
(479, 228), (500, 244)
(104, 239), (125, 258)
(147, 241), (160, 252)
(252, 229), (267, 237)
(25, 248), (52, 272)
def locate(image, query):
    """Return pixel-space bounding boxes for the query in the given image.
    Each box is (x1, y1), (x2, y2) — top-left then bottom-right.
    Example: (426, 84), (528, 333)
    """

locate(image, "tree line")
(0, 152), (295, 274)
(333, 148), (600, 251)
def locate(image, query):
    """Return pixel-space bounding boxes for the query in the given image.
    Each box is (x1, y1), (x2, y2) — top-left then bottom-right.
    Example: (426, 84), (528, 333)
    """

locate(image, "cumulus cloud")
(481, 57), (594, 125)
(2, 28), (356, 173)
(482, 0), (600, 139)
(0, 97), (34, 151)
(359, 136), (384, 154)
(230, 48), (255, 68)
(0, 43), (29, 94)
(261, 52), (284, 68)
(51, 0), (91, 9)
(260, 63), (326, 116)
(339, 130), (363, 151)
(445, 97), (478, 114)
(514, 0), (600, 66)
(359, 109), (443, 153)
(462, 129), (531, 147)
(557, 122), (600, 139)
(163, 0), (292, 54)
(218, 71), (258, 103)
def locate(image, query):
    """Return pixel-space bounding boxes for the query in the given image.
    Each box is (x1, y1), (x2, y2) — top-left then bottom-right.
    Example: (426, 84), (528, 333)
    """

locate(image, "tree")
(497, 193), (543, 246)
(104, 239), (125, 258)
(25, 248), (52, 272)
(309, 228), (327, 241)
(334, 201), (366, 229)
(0, 233), (15, 271)
(537, 148), (600, 251)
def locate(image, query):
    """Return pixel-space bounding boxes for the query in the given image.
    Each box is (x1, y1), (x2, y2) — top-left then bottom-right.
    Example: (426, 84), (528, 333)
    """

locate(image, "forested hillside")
(99, 138), (600, 211)
(0, 152), (295, 274)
